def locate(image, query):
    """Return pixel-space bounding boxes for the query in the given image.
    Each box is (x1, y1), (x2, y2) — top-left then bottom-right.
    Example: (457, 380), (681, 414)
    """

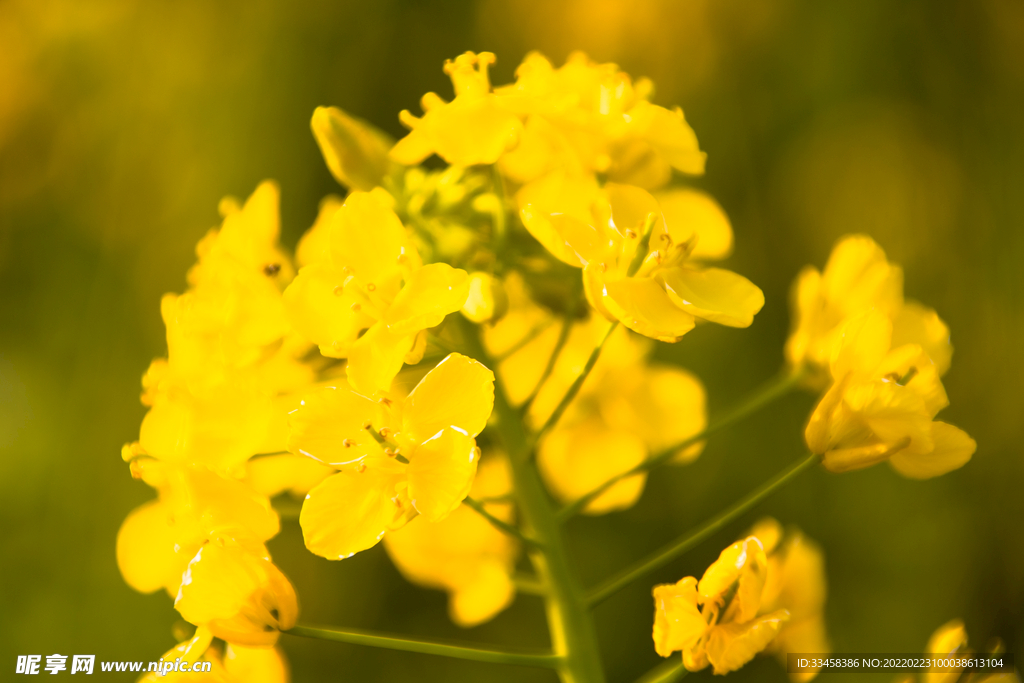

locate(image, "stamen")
(263, 263), (281, 276)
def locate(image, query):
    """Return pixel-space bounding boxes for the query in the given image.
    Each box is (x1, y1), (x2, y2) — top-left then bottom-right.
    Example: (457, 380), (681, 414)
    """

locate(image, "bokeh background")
(1, 0), (1022, 680)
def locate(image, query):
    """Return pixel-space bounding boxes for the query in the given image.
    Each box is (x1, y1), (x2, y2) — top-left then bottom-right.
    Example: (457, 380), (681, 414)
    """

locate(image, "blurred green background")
(1, 0), (1022, 680)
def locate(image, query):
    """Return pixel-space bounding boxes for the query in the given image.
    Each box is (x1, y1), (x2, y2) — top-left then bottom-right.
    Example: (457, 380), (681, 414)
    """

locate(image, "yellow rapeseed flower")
(174, 535), (298, 647)
(787, 235), (952, 384)
(117, 461), (280, 597)
(384, 455), (519, 627)
(138, 626), (291, 683)
(289, 353), (495, 559)
(894, 619), (1020, 683)
(519, 180), (762, 342)
(391, 52), (522, 167)
(653, 536), (790, 675)
(284, 189), (471, 396)
(804, 311), (975, 477)
(751, 518), (830, 682)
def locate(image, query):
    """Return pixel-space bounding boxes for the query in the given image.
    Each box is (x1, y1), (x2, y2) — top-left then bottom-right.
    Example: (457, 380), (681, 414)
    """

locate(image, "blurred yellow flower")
(116, 461), (280, 597)
(174, 535), (298, 646)
(804, 311), (975, 477)
(894, 618), (1020, 683)
(289, 353), (495, 559)
(138, 626), (291, 683)
(284, 189), (470, 395)
(391, 52), (522, 167)
(786, 234), (951, 384)
(311, 105), (393, 191)
(484, 276), (706, 513)
(751, 518), (830, 682)
(653, 536), (790, 675)
(384, 455), (520, 627)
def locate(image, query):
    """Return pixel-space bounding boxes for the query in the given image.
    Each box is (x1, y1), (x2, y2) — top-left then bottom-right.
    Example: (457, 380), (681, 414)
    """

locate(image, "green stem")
(285, 624), (561, 669)
(557, 366), (805, 520)
(459, 316), (607, 683)
(463, 496), (544, 550)
(532, 321), (619, 445)
(586, 452), (820, 607)
(522, 311), (573, 412)
(634, 659), (689, 683)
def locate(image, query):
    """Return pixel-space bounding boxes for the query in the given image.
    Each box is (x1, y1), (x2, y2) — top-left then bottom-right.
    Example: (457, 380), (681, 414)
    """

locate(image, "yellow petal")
(296, 196), (343, 268)
(601, 276), (696, 342)
(390, 124), (435, 166)
(383, 263), (470, 336)
(346, 322), (416, 396)
(300, 469), (406, 559)
(652, 577), (705, 657)
(829, 311), (893, 380)
(283, 263), (372, 358)
(517, 171), (605, 267)
(415, 97), (522, 166)
(287, 384), (381, 466)
(246, 453), (334, 498)
(888, 422), (975, 479)
(659, 266), (764, 328)
(404, 353), (496, 441)
(698, 537), (767, 623)
(224, 644), (289, 683)
(655, 188), (733, 260)
(449, 560), (516, 627)
(175, 542), (267, 625)
(892, 301), (952, 376)
(116, 500), (191, 595)
(311, 105), (393, 191)
(537, 423), (647, 514)
(407, 428), (479, 522)
(705, 609), (790, 675)
(626, 101), (706, 175)
(330, 191), (411, 288)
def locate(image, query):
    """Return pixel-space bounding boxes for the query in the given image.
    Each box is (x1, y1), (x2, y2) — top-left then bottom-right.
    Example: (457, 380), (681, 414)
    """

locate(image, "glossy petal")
(660, 266), (764, 328)
(383, 263), (470, 336)
(889, 421), (975, 479)
(300, 469), (406, 558)
(404, 353), (496, 441)
(601, 276), (696, 342)
(652, 577), (706, 657)
(287, 384), (381, 466)
(283, 263), (371, 357)
(518, 171), (606, 267)
(406, 428), (479, 522)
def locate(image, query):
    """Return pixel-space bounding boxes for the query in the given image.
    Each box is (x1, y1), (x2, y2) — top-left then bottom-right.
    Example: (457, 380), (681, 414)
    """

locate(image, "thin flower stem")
(463, 496), (544, 550)
(458, 315), (607, 683)
(495, 319), (554, 362)
(586, 452), (821, 607)
(512, 573), (548, 596)
(532, 321), (619, 445)
(557, 366), (806, 521)
(285, 624), (562, 668)
(633, 659), (689, 683)
(522, 310), (573, 412)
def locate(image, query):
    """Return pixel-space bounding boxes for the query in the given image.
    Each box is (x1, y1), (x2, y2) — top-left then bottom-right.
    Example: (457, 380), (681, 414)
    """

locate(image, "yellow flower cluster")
(788, 236), (975, 477)
(394, 51), (764, 342)
(486, 274), (706, 514)
(652, 518), (829, 679)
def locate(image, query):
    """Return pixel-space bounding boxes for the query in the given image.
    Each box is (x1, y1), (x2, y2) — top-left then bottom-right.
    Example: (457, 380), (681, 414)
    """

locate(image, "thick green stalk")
(285, 624), (560, 668)
(586, 452), (821, 607)
(460, 317), (606, 683)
